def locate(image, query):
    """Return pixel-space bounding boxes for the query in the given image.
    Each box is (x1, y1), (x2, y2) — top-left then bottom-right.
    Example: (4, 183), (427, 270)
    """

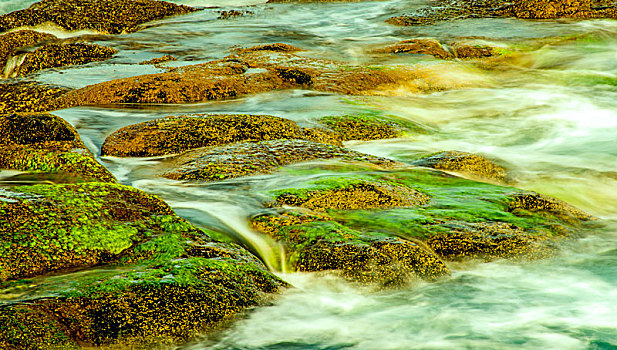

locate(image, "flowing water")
(2, 1), (617, 349)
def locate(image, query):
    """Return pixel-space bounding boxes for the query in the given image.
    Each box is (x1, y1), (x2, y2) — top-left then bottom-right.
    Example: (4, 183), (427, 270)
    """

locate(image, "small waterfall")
(2, 53), (27, 79)
(170, 201), (287, 272)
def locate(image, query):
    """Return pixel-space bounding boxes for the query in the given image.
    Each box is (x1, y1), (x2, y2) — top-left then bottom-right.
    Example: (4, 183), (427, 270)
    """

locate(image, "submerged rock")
(317, 114), (424, 141)
(250, 169), (594, 284)
(0, 182), (286, 347)
(139, 54), (177, 65)
(412, 151), (508, 182)
(50, 46), (483, 109)
(0, 113), (116, 182)
(0, 0), (197, 34)
(102, 114), (306, 157)
(372, 38), (452, 59)
(387, 0), (617, 26)
(162, 139), (403, 181)
(0, 82), (69, 113)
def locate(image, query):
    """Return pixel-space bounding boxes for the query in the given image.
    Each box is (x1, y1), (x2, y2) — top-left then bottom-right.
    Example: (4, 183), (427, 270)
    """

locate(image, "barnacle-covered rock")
(0, 113), (115, 182)
(162, 139), (403, 181)
(412, 151), (508, 182)
(0, 82), (68, 114)
(0, 0), (197, 34)
(101, 114), (307, 157)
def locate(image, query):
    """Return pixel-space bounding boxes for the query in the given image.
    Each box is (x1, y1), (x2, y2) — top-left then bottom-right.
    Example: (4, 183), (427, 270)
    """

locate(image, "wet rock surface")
(49, 46), (483, 109)
(0, 183), (286, 348)
(250, 169), (594, 284)
(0, 0), (197, 34)
(0, 113), (115, 182)
(317, 114), (424, 141)
(0, 82), (69, 114)
(11, 42), (117, 77)
(387, 0), (617, 26)
(0, 30), (56, 74)
(162, 139), (403, 181)
(412, 151), (509, 182)
(103, 114), (314, 157)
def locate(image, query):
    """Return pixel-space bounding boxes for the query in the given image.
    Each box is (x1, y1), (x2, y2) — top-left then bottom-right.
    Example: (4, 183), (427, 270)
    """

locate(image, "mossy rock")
(0, 0), (197, 35)
(253, 169), (594, 272)
(162, 139), (403, 181)
(270, 180), (430, 211)
(300, 127), (343, 146)
(0, 82), (68, 114)
(0, 113), (116, 182)
(13, 42), (117, 77)
(0, 186), (286, 347)
(372, 38), (452, 59)
(412, 151), (508, 182)
(252, 213), (449, 285)
(102, 114), (311, 157)
(0, 182), (173, 281)
(0, 30), (57, 72)
(318, 114), (425, 141)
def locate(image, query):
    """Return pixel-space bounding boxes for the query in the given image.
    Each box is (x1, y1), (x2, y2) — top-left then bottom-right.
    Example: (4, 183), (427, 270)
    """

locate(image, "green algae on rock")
(253, 169), (594, 274)
(412, 151), (509, 183)
(0, 113), (115, 182)
(251, 212), (449, 285)
(0, 0), (197, 35)
(162, 139), (404, 181)
(101, 114), (307, 157)
(318, 114), (425, 141)
(0, 82), (68, 114)
(0, 184), (286, 348)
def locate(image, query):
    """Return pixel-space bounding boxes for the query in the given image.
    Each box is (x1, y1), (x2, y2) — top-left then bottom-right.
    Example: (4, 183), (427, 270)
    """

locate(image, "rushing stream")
(3, 0), (617, 348)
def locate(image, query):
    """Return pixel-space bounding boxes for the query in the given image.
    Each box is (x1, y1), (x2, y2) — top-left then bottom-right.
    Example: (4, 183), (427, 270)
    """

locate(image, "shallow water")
(3, 0), (617, 348)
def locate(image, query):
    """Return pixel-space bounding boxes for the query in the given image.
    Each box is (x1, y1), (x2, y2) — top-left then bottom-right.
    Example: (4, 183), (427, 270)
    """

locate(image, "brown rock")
(373, 38), (452, 59)
(412, 151), (508, 182)
(0, 30), (57, 74)
(139, 55), (177, 65)
(162, 139), (403, 181)
(0, 0), (197, 34)
(0, 82), (68, 114)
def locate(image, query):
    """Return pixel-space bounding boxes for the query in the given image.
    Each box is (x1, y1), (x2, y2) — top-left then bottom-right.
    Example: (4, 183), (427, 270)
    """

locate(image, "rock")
(0, 0), (197, 35)
(318, 114), (424, 141)
(300, 127), (343, 146)
(51, 47), (482, 109)
(139, 55), (177, 65)
(0, 113), (116, 182)
(0, 30), (56, 74)
(412, 151), (508, 182)
(251, 212), (449, 285)
(270, 181), (430, 211)
(101, 114), (307, 157)
(451, 40), (505, 59)
(508, 192), (595, 223)
(252, 169), (594, 280)
(372, 38), (452, 60)
(162, 139), (403, 181)
(10, 42), (117, 77)
(236, 43), (303, 53)
(218, 9), (254, 19)
(0, 82), (69, 114)
(0, 183), (286, 347)
(386, 0), (617, 26)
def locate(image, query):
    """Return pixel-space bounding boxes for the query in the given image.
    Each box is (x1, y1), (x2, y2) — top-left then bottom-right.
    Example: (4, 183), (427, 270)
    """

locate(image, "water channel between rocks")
(2, 0), (617, 348)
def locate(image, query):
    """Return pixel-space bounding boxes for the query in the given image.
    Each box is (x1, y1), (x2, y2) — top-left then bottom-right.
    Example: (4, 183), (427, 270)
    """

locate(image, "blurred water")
(3, 0), (617, 348)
